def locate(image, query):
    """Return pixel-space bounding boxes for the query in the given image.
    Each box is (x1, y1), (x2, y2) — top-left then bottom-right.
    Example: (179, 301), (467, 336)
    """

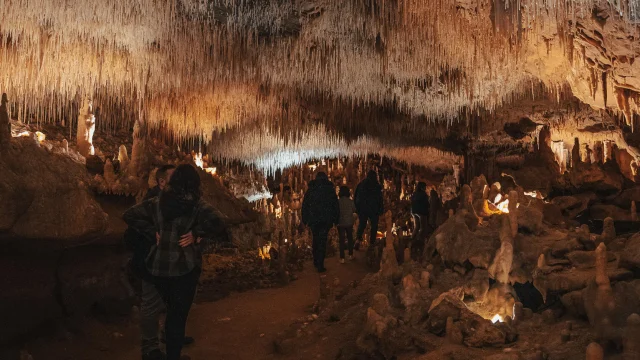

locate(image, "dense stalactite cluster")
(0, 0), (638, 148)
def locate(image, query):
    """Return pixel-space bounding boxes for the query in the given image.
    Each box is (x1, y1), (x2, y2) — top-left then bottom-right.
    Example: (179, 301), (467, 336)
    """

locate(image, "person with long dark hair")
(124, 164), (229, 360)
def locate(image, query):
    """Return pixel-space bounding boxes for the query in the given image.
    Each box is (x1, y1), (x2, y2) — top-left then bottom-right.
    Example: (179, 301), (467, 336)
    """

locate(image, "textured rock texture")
(0, 137), (108, 241)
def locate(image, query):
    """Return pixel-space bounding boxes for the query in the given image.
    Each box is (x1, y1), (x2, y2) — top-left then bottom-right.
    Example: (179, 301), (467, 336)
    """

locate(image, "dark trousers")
(338, 225), (354, 258)
(412, 214), (429, 257)
(310, 223), (331, 270)
(356, 213), (379, 245)
(153, 268), (201, 360)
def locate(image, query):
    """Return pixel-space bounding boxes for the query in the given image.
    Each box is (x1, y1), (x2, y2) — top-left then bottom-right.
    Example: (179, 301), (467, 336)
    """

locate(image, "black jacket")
(411, 189), (430, 216)
(302, 176), (339, 226)
(354, 177), (384, 217)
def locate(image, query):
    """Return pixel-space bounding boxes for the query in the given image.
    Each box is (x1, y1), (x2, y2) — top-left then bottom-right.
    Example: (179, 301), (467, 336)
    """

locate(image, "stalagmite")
(601, 217), (616, 243)
(587, 243), (616, 340)
(0, 93), (10, 147)
(128, 120), (147, 177)
(118, 145), (130, 171)
(76, 98), (96, 157)
(379, 210), (399, 279)
(104, 159), (116, 186)
(488, 215), (514, 284)
(508, 190), (518, 238)
(624, 314), (640, 360)
(586, 342), (604, 360)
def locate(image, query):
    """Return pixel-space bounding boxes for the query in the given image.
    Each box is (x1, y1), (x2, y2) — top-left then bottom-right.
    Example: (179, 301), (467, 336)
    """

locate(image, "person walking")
(354, 170), (384, 246)
(337, 186), (357, 263)
(410, 182), (430, 258)
(302, 172), (339, 273)
(124, 164), (229, 360)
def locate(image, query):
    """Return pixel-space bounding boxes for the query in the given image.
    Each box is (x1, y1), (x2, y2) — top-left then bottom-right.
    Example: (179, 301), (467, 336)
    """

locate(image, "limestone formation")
(76, 98), (96, 157)
(379, 211), (399, 279)
(624, 314), (640, 360)
(0, 93), (10, 146)
(600, 217), (616, 243)
(104, 159), (116, 186)
(118, 145), (130, 171)
(488, 215), (514, 284)
(584, 243), (616, 339)
(508, 190), (518, 237)
(585, 342), (604, 360)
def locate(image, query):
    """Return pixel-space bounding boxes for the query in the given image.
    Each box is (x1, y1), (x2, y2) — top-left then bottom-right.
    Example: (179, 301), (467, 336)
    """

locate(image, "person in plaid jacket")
(124, 164), (229, 360)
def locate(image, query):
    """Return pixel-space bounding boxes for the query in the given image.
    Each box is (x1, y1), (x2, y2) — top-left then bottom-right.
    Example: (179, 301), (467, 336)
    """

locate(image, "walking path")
(22, 256), (371, 360)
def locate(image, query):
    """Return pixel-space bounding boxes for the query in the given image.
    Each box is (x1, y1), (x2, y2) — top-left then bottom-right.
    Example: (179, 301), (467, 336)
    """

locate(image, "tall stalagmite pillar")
(128, 119), (147, 177)
(76, 97), (96, 157)
(0, 93), (11, 146)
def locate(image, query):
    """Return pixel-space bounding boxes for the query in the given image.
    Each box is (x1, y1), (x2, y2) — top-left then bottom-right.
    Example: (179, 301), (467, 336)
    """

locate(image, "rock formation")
(0, 93), (10, 146)
(76, 98), (96, 157)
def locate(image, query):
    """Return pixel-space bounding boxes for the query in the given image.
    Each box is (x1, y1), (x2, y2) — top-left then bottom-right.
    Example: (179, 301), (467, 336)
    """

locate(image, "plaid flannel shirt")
(123, 197), (228, 277)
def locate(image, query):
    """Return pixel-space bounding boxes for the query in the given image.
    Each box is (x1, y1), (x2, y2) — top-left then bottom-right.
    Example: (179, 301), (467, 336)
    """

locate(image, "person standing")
(410, 182), (430, 257)
(302, 172), (339, 273)
(337, 186), (357, 263)
(354, 170), (384, 246)
(125, 164), (181, 360)
(124, 164), (229, 360)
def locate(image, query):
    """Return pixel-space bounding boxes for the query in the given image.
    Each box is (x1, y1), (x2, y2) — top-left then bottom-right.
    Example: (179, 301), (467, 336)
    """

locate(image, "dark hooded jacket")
(411, 189), (430, 216)
(354, 171), (384, 217)
(302, 173), (339, 226)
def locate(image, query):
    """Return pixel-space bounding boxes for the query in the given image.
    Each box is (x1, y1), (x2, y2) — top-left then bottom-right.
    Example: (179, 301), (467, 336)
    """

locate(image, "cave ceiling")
(1, 0), (639, 163)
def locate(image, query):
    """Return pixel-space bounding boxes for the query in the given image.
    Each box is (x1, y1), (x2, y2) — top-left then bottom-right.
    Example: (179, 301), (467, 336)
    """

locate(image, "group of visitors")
(301, 170), (384, 272)
(123, 164), (230, 360)
(123, 163), (434, 360)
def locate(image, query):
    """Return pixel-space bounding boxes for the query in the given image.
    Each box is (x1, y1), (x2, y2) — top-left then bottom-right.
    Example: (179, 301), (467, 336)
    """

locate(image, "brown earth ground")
(13, 256), (371, 360)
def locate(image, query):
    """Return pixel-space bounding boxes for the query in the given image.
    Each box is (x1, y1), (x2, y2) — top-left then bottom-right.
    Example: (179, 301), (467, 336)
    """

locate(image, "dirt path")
(20, 256), (371, 360)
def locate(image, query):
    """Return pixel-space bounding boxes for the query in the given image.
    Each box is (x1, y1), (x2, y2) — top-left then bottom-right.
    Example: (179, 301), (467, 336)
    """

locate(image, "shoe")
(348, 255), (354, 261)
(160, 336), (195, 346)
(340, 258), (345, 264)
(318, 267), (327, 273)
(142, 349), (166, 360)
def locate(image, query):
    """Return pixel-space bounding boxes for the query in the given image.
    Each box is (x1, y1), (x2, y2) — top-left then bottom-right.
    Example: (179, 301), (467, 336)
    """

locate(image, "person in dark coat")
(125, 164), (182, 360)
(354, 170), (384, 246)
(124, 164), (229, 360)
(302, 172), (339, 273)
(410, 182), (430, 256)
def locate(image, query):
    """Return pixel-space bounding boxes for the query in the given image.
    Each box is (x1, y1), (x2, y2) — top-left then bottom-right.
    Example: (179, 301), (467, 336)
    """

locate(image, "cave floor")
(17, 256), (371, 360)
